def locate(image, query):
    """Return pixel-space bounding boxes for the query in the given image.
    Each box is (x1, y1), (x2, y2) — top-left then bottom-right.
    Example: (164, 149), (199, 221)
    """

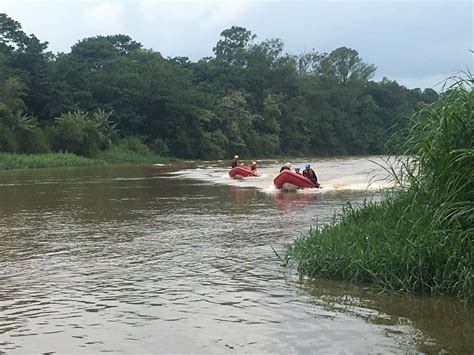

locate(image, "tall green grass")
(285, 76), (473, 302)
(0, 153), (102, 170)
(95, 147), (177, 165)
(0, 149), (175, 170)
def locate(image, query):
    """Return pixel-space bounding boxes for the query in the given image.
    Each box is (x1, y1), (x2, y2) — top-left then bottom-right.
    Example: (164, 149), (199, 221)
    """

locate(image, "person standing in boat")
(231, 155), (240, 168)
(302, 163), (320, 187)
(280, 162), (291, 172)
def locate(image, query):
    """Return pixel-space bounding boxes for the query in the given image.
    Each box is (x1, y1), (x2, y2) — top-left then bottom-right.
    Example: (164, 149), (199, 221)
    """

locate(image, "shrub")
(16, 126), (50, 154)
(49, 114), (85, 154)
(113, 135), (149, 153)
(150, 138), (170, 156)
(0, 123), (18, 152)
(49, 110), (115, 157)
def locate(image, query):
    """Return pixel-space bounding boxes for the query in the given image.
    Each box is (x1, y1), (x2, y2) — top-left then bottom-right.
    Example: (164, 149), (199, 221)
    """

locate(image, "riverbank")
(0, 149), (176, 170)
(285, 78), (473, 302)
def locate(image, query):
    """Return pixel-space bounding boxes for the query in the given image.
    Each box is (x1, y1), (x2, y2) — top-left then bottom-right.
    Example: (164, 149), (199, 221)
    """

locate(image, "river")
(0, 156), (472, 353)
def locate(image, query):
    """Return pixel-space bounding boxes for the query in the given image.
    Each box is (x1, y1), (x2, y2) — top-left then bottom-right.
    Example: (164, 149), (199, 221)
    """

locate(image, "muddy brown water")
(0, 157), (472, 353)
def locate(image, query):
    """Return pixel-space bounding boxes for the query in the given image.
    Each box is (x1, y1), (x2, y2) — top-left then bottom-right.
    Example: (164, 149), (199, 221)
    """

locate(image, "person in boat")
(250, 161), (257, 173)
(231, 155), (240, 168)
(295, 168), (301, 175)
(280, 162), (291, 172)
(302, 163), (320, 187)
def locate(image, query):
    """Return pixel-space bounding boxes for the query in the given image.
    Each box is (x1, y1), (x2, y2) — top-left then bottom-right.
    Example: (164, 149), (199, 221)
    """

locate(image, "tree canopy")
(0, 13), (438, 158)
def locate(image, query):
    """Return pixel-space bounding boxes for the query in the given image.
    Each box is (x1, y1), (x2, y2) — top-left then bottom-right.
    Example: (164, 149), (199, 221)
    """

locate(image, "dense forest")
(0, 13), (438, 159)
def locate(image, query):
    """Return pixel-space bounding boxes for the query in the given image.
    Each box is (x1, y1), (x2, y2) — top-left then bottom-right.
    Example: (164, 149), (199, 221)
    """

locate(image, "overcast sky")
(1, 0), (472, 89)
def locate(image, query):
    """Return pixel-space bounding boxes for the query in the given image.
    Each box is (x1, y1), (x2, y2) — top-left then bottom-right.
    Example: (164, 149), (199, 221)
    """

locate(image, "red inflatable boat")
(273, 170), (318, 190)
(229, 166), (257, 178)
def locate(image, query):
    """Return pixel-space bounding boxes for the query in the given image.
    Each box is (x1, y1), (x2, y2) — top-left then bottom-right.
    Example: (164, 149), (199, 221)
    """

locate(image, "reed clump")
(285, 76), (473, 302)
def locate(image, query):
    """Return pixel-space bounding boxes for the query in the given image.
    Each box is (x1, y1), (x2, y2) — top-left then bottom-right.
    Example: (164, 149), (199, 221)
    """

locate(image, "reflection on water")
(0, 158), (472, 353)
(272, 191), (318, 211)
(298, 279), (473, 353)
(229, 187), (258, 205)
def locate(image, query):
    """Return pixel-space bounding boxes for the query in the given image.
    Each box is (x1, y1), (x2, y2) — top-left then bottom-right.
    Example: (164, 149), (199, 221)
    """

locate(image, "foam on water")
(166, 156), (394, 194)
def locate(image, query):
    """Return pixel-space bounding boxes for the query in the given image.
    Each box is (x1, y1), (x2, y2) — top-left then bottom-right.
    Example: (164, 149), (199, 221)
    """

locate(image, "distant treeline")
(0, 13), (438, 159)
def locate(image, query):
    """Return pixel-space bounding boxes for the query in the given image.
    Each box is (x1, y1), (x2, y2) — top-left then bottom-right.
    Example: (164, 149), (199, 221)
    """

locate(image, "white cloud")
(134, 0), (253, 57)
(199, 0), (251, 29)
(82, 2), (126, 34)
(384, 73), (456, 90)
(0, 0), (16, 13)
(137, 0), (251, 28)
(1, 0), (471, 86)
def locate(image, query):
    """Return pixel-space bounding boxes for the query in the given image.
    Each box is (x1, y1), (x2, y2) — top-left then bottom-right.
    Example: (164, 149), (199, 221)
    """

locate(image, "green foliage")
(15, 125), (49, 154)
(0, 149), (175, 170)
(49, 111), (90, 155)
(213, 26), (256, 66)
(285, 78), (473, 302)
(112, 136), (149, 154)
(398, 79), (473, 229)
(150, 138), (170, 156)
(0, 123), (17, 152)
(0, 78), (50, 154)
(90, 109), (118, 146)
(49, 110), (115, 157)
(0, 13), (32, 51)
(95, 147), (172, 165)
(320, 47), (376, 83)
(0, 77), (26, 112)
(220, 91), (253, 155)
(0, 152), (101, 170)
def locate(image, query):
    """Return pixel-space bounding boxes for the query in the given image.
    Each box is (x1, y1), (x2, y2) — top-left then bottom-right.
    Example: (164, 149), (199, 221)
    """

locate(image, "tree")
(213, 26), (255, 66)
(0, 13), (52, 120)
(0, 13), (29, 51)
(320, 47), (376, 83)
(296, 50), (325, 75)
(220, 91), (254, 155)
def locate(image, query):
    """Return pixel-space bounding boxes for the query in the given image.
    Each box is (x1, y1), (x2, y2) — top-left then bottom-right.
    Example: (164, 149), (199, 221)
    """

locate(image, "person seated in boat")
(302, 163), (320, 187)
(250, 161), (257, 172)
(231, 155), (240, 168)
(280, 162), (291, 172)
(295, 168), (301, 175)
